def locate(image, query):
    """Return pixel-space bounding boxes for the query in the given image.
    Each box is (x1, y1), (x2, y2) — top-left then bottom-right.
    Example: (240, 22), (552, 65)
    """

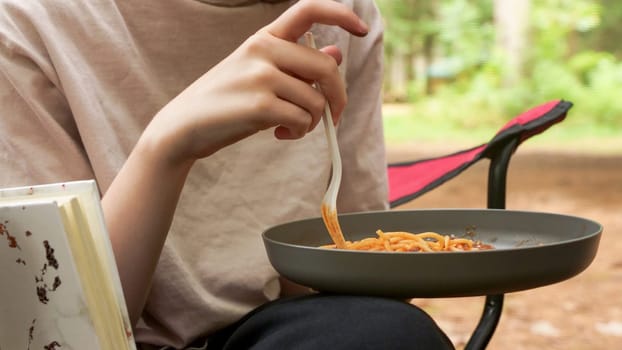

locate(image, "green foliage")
(435, 0), (494, 66)
(580, 57), (622, 125)
(376, 0), (438, 54)
(378, 0), (622, 135)
(529, 0), (601, 60)
(567, 51), (615, 82)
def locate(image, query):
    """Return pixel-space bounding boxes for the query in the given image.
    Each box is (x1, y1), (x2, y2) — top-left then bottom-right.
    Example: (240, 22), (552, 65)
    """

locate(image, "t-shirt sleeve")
(0, 37), (95, 187)
(336, 0), (389, 213)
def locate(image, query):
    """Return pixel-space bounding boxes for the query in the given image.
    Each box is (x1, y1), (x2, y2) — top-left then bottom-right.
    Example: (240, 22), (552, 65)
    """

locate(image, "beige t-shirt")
(0, 0), (388, 347)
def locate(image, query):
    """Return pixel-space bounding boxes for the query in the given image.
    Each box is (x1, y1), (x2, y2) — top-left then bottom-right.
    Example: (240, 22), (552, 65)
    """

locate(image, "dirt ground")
(386, 144), (622, 350)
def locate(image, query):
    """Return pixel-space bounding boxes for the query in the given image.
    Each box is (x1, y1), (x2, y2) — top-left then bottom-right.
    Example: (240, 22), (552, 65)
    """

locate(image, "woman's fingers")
(255, 0), (366, 126)
(236, 60), (323, 138)
(320, 45), (343, 66)
(262, 0), (368, 42)
(262, 71), (326, 138)
(257, 36), (346, 122)
(265, 96), (317, 140)
(272, 74), (325, 132)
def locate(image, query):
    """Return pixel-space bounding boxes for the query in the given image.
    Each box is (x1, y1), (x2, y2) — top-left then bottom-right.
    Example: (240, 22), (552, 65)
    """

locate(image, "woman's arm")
(101, 0), (370, 326)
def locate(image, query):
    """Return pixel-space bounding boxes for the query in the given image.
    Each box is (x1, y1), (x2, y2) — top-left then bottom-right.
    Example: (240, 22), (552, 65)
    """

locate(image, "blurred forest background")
(375, 2), (622, 348)
(376, 0), (622, 153)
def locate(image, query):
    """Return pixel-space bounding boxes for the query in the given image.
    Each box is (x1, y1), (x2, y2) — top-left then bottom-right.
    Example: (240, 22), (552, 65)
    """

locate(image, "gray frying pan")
(262, 209), (602, 297)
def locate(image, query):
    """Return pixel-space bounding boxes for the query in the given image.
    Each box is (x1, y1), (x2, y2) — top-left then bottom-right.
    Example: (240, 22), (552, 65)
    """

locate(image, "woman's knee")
(303, 295), (453, 349)
(224, 294), (455, 350)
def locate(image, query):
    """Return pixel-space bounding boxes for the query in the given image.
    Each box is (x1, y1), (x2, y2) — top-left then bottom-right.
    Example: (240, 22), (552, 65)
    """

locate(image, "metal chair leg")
(465, 294), (505, 350)
(465, 137), (519, 349)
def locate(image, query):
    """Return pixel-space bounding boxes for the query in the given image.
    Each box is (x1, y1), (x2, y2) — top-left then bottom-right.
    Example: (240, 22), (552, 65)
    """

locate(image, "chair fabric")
(387, 100), (573, 207)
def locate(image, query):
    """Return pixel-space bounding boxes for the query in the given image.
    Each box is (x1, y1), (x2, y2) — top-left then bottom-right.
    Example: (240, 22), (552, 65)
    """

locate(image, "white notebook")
(0, 180), (135, 350)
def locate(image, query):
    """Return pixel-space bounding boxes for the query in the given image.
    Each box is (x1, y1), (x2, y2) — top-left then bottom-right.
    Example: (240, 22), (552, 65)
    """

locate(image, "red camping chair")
(386, 99), (573, 349)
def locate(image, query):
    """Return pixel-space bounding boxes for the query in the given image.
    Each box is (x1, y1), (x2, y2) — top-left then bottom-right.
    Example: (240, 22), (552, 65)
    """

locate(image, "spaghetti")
(320, 230), (493, 252)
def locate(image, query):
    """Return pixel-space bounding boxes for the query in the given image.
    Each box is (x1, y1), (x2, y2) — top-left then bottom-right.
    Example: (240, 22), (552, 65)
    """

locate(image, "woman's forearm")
(102, 132), (194, 326)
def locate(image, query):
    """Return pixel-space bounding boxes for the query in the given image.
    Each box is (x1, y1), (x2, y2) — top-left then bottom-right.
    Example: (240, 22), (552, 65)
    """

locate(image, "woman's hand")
(141, 0), (369, 166)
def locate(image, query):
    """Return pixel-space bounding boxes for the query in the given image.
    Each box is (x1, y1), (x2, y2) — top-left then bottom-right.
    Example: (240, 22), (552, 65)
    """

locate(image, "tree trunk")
(494, 0), (531, 87)
(387, 49), (409, 102)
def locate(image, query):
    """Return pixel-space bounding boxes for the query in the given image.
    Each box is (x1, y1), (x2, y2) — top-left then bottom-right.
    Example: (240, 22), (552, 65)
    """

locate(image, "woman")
(0, 0), (453, 348)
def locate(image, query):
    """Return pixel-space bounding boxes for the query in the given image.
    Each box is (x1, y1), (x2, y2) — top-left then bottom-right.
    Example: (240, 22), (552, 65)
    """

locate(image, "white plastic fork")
(304, 32), (347, 249)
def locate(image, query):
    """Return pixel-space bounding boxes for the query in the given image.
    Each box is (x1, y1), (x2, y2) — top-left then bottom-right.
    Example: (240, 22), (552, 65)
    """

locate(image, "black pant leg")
(212, 294), (454, 350)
